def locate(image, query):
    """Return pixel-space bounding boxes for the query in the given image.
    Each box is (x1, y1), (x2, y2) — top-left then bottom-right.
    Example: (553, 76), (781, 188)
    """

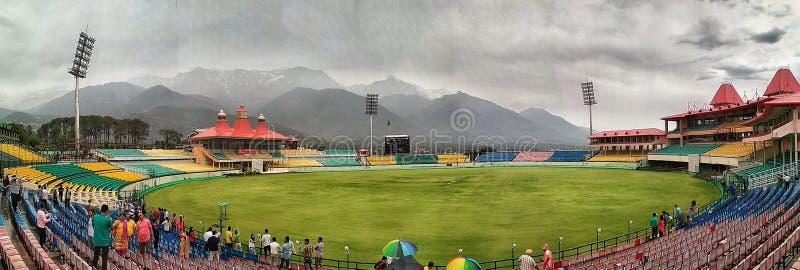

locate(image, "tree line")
(37, 116), (150, 149)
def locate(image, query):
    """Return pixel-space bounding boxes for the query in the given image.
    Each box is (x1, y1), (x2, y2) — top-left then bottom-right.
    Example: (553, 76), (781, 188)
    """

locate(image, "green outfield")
(144, 166), (719, 263)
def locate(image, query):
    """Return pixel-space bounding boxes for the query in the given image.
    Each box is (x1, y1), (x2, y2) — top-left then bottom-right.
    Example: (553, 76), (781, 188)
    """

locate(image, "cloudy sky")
(1, 0), (799, 131)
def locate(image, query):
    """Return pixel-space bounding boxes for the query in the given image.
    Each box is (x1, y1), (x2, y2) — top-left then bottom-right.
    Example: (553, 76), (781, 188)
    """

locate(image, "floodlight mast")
(581, 81), (597, 140)
(68, 31), (95, 154)
(365, 94), (378, 155)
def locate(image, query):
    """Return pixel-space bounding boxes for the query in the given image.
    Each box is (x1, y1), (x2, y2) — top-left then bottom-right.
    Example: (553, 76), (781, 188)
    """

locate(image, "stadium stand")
(684, 122), (717, 131)
(76, 162), (119, 172)
(546, 150), (591, 162)
(396, 154), (437, 165)
(704, 142), (770, 157)
(128, 164), (185, 177)
(4, 166), (54, 186)
(212, 152), (229, 160)
(367, 156), (397, 165)
(588, 150), (649, 162)
(157, 162), (220, 173)
(0, 143), (48, 163)
(476, 152), (518, 162)
(651, 144), (720, 155)
(277, 158), (323, 167)
(140, 149), (191, 156)
(767, 152), (794, 166)
(437, 154), (469, 164)
(736, 164), (777, 177)
(280, 149), (322, 157)
(512, 151), (553, 162)
(323, 149), (357, 156)
(317, 158), (361, 166)
(98, 171), (148, 182)
(716, 120), (745, 129)
(567, 183), (799, 269)
(95, 148), (146, 158)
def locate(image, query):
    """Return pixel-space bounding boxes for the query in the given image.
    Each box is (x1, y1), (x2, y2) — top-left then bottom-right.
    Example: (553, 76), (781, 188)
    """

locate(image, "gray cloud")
(750, 27), (786, 44)
(754, 4), (792, 17)
(711, 64), (770, 80)
(677, 19), (739, 50)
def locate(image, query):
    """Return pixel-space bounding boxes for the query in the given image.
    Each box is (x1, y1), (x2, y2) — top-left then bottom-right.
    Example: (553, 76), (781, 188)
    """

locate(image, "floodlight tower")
(581, 81), (597, 139)
(68, 31), (96, 154)
(365, 93), (379, 155)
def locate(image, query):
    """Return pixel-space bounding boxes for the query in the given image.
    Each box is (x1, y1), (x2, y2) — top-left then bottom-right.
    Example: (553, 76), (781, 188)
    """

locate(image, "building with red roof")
(189, 106), (287, 171)
(588, 128), (666, 162)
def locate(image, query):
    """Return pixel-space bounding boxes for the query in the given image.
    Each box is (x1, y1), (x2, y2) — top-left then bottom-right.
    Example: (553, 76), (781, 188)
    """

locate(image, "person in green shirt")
(233, 228), (242, 251)
(92, 204), (113, 270)
(649, 212), (658, 239)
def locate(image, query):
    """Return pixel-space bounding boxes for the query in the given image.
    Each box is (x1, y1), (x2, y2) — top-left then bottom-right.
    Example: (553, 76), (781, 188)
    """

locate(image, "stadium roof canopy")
(588, 128), (665, 139)
(660, 98), (766, 121)
(190, 106), (286, 140)
(709, 82), (743, 107)
(763, 67), (800, 96)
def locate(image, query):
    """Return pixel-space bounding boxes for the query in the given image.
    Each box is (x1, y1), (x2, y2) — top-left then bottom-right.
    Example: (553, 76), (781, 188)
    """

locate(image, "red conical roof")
(763, 67), (800, 96)
(709, 82), (743, 107)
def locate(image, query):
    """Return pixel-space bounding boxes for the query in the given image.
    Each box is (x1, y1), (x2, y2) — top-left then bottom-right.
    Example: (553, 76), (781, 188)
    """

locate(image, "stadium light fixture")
(68, 31), (96, 154)
(511, 243), (516, 269)
(458, 248), (463, 256)
(344, 245), (350, 270)
(557, 236), (563, 259)
(627, 221), (633, 242)
(581, 80), (597, 139)
(365, 93), (378, 155)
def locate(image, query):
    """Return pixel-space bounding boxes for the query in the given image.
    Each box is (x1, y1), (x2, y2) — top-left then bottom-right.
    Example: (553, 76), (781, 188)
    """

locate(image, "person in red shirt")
(135, 213), (152, 255)
(658, 216), (666, 237)
(541, 243), (553, 270)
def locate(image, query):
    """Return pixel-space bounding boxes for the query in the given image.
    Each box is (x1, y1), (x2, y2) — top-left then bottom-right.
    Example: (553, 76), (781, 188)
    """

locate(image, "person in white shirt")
(88, 208), (95, 244)
(269, 237), (281, 266)
(203, 227), (213, 242)
(261, 228), (271, 256)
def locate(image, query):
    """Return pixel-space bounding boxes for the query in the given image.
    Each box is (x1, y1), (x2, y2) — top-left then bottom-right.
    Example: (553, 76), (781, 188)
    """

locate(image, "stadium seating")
(99, 171), (148, 182)
(324, 149), (357, 156)
(767, 152), (794, 166)
(396, 154), (438, 165)
(95, 148), (146, 158)
(704, 142), (770, 157)
(277, 158), (323, 167)
(437, 154), (469, 163)
(158, 162), (220, 173)
(0, 143), (48, 163)
(212, 152), (229, 160)
(76, 162), (119, 172)
(546, 151), (591, 162)
(512, 151), (553, 162)
(317, 158), (361, 166)
(476, 152), (518, 162)
(128, 164), (186, 177)
(140, 149), (191, 156)
(280, 149), (322, 157)
(588, 150), (649, 162)
(716, 120), (745, 129)
(367, 156), (397, 165)
(652, 144), (719, 155)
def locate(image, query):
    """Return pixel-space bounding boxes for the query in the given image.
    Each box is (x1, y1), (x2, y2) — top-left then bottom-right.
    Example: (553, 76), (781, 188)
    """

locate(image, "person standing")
(92, 204), (113, 270)
(649, 213), (658, 239)
(188, 227), (196, 257)
(176, 215), (184, 233)
(178, 228), (189, 258)
(64, 187), (71, 205)
(2, 174), (9, 196)
(269, 237), (281, 267)
(424, 261), (435, 270)
(302, 238), (313, 270)
(688, 200), (697, 224)
(136, 213), (152, 256)
(541, 244), (553, 270)
(87, 208), (95, 245)
(314, 237), (324, 270)
(225, 226), (234, 248)
(203, 227), (213, 241)
(249, 234), (257, 254)
(658, 216), (666, 237)
(233, 229), (242, 251)
(280, 236), (293, 270)
(206, 229), (220, 261)
(9, 176), (20, 212)
(35, 202), (51, 247)
(35, 185), (45, 207)
(518, 249), (536, 270)
(373, 256), (388, 270)
(261, 228), (271, 256)
(112, 212), (134, 256)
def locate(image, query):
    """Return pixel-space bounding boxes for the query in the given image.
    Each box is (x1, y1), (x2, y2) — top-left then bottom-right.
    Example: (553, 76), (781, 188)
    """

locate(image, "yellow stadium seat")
(367, 156), (397, 165)
(0, 144), (48, 163)
(157, 162), (220, 173)
(76, 162), (119, 172)
(437, 154), (469, 164)
(704, 142), (771, 157)
(588, 150), (650, 162)
(140, 149), (192, 156)
(99, 171), (148, 182)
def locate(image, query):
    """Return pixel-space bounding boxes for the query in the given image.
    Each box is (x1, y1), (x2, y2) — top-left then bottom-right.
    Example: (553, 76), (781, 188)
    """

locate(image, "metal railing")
(746, 161), (800, 190)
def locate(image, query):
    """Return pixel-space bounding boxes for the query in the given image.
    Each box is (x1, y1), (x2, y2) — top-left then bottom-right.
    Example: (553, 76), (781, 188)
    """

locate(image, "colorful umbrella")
(446, 256), (482, 270)
(382, 239), (418, 257)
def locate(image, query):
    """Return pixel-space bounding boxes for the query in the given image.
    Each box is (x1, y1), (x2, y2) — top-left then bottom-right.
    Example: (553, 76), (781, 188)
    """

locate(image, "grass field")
(144, 166), (719, 263)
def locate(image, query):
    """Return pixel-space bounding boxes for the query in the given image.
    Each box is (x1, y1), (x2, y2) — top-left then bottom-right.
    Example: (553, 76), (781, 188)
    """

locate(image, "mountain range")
(4, 66), (592, 147)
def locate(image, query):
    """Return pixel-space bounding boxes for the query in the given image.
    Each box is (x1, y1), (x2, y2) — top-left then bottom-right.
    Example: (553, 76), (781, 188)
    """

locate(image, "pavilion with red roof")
(587, 128), (666, 162)
(189, 106), (288, 171)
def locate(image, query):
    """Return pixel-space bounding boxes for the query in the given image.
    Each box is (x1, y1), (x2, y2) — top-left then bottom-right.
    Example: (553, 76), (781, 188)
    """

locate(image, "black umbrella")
(385, 255), (422, 270)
